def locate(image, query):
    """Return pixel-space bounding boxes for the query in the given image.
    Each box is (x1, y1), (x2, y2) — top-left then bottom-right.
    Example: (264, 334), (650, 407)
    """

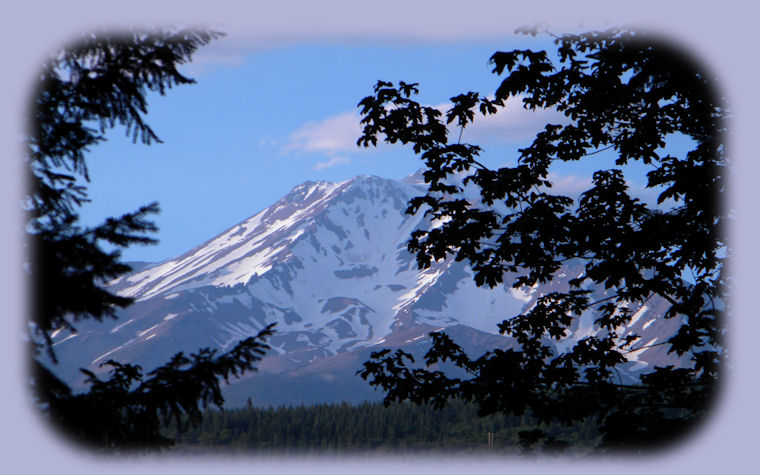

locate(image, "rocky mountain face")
(48, 173), (684, 407)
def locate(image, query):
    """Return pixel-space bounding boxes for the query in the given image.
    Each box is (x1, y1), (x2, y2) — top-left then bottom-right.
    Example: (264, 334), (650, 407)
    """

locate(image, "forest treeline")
(166, 399), (600, 455)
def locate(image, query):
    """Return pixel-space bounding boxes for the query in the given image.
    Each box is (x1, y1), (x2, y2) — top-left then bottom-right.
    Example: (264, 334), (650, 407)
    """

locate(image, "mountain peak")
(401, 168), (426, 186)
(108, 174), (423, 301)
(51, 173), (686, 406)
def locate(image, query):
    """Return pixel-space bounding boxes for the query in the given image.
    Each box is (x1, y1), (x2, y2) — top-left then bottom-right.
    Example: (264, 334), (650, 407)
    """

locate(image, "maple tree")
(357, 27), (727, 450)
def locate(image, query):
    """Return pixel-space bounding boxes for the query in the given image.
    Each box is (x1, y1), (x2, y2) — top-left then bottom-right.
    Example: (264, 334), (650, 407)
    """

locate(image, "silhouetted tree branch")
(357, 27), (727, 452)
(26, 27), (275, 451)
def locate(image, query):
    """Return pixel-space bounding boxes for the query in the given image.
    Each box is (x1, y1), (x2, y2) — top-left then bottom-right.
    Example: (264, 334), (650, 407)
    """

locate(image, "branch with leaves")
(357, 27), (726, 450)
(26, 28), (277, 452)
(35, 324), (275, 451)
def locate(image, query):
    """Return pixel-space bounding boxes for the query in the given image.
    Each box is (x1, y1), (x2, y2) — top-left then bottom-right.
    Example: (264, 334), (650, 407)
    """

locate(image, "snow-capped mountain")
(48, 173), (685, 406)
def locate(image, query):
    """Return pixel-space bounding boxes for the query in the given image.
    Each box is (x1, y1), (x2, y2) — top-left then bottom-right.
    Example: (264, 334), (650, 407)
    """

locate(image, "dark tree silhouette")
(357, 27), (727, 451)
(26, 27), (274, 451)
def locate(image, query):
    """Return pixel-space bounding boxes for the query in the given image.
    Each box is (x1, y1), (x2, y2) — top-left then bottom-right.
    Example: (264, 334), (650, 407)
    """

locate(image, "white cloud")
(545, 171), (671, 210)
(459, 96), (567, 144)
(282, 96), (563, 162)
(313, 156), (351, 170)
(283, 112), (362, 156)
(546, 172), (593, 198)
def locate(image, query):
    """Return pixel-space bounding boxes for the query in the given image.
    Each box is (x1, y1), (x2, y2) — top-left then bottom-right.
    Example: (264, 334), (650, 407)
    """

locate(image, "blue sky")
(76, 32), (693, 264)
(77, 35), (569, 262)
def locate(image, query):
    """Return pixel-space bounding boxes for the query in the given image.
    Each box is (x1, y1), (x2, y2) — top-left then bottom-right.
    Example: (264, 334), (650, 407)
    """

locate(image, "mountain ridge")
(48, 172), (685, 406)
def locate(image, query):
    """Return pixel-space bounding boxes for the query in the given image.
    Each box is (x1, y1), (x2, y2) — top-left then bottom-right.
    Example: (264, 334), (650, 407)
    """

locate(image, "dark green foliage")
(26, 28), (275, 451)
(34, 325), (273, 451)
(357, 27), (726, 451)
(27, 27), (223, 359)
(170, 399), (599, 454)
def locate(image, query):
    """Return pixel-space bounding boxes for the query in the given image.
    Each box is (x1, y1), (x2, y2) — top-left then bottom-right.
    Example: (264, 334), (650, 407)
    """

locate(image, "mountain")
(47, 173), (685, 407)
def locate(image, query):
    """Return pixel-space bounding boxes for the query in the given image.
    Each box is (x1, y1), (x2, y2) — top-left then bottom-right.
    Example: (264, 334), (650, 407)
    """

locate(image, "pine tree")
(26, 27), (274, 451)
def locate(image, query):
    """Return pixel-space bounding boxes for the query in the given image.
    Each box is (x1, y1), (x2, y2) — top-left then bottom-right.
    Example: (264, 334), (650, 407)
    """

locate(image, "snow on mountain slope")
(48, 173), (686, 402)
(110, 180), (348, 299)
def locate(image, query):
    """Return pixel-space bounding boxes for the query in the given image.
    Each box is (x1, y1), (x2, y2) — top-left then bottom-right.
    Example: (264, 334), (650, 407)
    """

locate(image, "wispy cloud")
(281, 96), (564, 161)
(283, 112), (362, 156)
(464, 98), (567, 143)
(546, 172), (593, 199)
(314, 156), (351, 170)
(545, 171), (670, 210)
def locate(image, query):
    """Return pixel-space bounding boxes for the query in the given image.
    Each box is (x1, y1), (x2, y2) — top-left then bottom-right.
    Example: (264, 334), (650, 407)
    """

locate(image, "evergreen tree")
(356, 27), (727, 451)
(26, 27), (274, 451)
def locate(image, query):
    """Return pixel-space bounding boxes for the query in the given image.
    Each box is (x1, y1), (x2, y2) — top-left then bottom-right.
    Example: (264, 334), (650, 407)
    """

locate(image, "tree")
(356, 27), (727, 451)
(26, 27), (274, 451)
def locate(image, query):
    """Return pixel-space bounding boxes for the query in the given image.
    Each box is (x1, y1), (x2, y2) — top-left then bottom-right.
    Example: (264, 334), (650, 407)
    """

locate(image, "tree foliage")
(357, 27), (727, 451)
(172, 399), (599, 454)
(35, 325), (274, 450)
(26, 27), (274, 451)
(27, 27), (222, 357)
